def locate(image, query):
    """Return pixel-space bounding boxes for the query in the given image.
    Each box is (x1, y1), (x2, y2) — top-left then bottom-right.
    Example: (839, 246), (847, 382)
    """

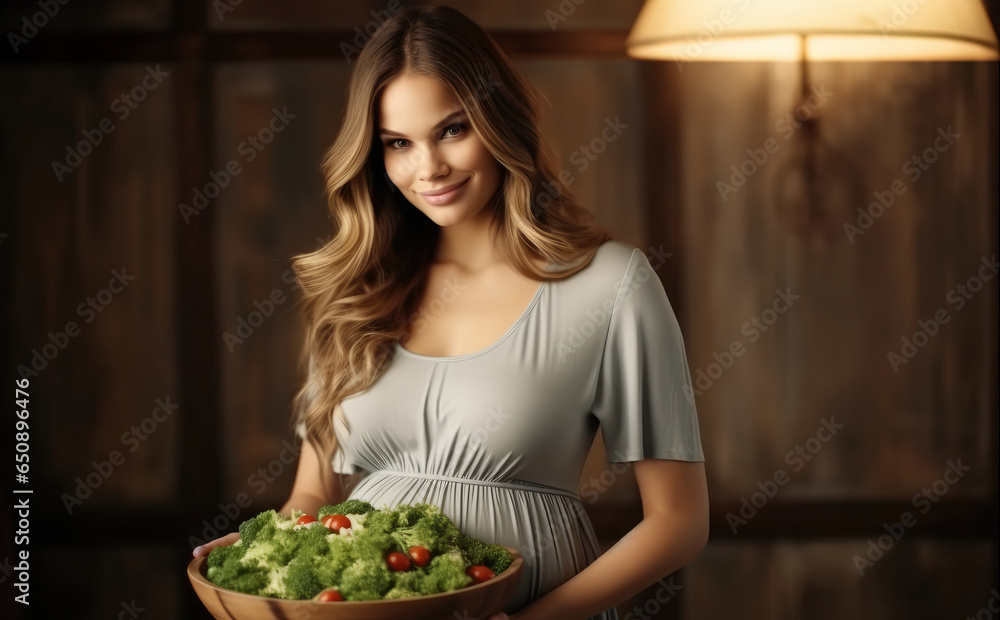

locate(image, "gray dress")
(298, 239), (705, 619)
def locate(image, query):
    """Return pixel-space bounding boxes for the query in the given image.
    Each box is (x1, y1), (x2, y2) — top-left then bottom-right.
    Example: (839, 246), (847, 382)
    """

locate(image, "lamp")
(626, 0), (998, 243)
(626, 0), (999, 62)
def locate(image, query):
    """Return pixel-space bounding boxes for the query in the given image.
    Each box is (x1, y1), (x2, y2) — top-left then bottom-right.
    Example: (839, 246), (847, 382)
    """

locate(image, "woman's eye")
(384, 124), (465, 149)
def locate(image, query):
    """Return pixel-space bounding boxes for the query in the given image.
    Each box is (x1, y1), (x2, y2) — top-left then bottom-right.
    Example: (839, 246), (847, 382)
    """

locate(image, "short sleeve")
(590, 249), (705, 463)
(294, 354), (359, 475)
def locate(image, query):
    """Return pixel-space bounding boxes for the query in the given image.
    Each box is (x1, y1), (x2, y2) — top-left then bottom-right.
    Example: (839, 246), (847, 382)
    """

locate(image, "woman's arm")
(508, 459), (709, 620)
(279, 433), (349, 517)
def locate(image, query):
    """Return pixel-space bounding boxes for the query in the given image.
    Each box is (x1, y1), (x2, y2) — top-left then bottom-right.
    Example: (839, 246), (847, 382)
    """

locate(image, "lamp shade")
(627, 0), (1000, 61)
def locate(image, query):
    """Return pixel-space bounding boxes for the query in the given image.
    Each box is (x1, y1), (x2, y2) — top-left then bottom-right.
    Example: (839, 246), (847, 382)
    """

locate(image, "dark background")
(1, 0), (997, 618)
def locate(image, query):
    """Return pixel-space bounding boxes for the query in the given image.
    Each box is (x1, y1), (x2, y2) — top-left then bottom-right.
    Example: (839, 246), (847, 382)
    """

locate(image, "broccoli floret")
(206, 542), (246, 568)
(388, 549), (472, 596)
(314, 535), (356, 585)
(259, 564), (291, 599)
(333, 528), (400, 600)
(205, 544), (270, 595)
(284, 555), (325, 599)
(392, 568), (425, 591)
(383, 586), (421, 599)
(318, 499), (376, 519)
(268, 526), (354, 599)
(458, 534), (514, 574)
(338, 559), (395, 600)
(481, 543), (513, 574)
(415, 549), (473, 594)
(350, 528), (398, 559)
(387, 504), (462, 555)
(238, 509), (282, 547)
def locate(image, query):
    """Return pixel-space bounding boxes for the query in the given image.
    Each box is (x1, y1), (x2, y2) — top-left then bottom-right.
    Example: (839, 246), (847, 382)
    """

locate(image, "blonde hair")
(290, 0), (611, 462)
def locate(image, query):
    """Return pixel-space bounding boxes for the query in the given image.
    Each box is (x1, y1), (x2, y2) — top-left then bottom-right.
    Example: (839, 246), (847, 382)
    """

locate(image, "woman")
(193, 2), (709, 618)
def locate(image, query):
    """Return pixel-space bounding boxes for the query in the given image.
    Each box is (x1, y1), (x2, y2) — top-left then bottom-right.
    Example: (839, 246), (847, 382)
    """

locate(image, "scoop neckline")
(395, 279), (549, 362)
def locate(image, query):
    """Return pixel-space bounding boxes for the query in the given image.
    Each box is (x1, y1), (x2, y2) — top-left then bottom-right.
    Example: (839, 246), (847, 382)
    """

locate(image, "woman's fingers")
(192, 531), (240, 557)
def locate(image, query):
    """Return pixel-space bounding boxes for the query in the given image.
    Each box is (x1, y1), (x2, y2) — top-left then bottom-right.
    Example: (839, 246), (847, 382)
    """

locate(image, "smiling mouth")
(418, 178), (469, 196)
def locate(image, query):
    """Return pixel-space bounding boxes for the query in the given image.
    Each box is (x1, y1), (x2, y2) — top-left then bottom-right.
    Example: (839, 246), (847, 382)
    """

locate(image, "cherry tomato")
(386, 551), (412, 572)
(466, 565), (495, 583)
(322, 514), (352, 533)
(317, 589), (344, 602)
(408, 545), (431, 567)
(296, 514), (317, 525)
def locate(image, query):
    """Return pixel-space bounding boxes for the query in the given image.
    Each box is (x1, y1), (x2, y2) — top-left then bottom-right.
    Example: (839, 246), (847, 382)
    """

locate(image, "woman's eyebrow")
(379, 111), (467, 138)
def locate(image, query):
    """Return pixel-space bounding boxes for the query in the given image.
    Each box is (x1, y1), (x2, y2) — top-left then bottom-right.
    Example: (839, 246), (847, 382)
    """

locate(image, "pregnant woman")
(194, 3), (709, 618)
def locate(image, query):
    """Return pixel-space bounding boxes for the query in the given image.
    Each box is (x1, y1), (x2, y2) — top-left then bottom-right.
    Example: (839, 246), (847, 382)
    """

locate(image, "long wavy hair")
(290, 0), (612, 466)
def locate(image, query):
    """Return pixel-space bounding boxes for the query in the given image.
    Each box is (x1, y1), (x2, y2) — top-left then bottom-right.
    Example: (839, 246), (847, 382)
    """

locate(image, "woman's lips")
(419, 178), (469, 205)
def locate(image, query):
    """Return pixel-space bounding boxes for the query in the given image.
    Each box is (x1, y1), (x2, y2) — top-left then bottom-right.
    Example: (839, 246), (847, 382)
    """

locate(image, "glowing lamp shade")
(626, 0), (1000, 61)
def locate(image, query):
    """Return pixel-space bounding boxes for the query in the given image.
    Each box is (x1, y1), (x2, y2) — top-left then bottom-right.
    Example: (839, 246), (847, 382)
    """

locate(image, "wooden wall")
(1, 1), (995, 618)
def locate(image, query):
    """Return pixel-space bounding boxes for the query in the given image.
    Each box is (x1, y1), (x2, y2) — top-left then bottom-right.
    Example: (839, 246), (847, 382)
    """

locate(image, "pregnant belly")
(348, 469), (605, 613)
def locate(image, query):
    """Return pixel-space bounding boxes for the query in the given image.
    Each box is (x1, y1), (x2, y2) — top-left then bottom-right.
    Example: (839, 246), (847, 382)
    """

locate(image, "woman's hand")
(191, 532), (240, 557)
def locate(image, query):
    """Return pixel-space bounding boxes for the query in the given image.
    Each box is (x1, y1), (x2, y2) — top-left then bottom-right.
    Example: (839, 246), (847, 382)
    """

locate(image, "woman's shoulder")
(569, 239), (644, 281)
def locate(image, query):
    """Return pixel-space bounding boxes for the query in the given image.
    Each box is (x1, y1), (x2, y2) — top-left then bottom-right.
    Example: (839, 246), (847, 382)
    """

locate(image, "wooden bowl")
(187, 547), (524, 620)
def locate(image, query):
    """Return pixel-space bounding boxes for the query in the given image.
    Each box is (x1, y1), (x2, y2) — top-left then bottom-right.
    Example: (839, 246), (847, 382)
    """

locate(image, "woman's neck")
(433, 202), (500, 274)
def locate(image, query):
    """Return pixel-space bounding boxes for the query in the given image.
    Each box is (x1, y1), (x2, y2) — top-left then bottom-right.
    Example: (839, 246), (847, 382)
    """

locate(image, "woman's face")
(378, 72), (504, 228)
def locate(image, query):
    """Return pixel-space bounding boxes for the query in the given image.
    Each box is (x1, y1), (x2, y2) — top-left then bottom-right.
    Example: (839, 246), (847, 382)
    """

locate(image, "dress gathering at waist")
(360, 469), (583, 503)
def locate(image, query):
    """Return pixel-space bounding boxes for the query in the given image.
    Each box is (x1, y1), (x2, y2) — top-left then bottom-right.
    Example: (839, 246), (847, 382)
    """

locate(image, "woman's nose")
(416, 146), (449, 181)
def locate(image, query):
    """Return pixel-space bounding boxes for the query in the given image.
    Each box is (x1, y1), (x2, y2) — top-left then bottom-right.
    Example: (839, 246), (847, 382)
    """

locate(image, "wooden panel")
(674, 61), (997, 501)
(213, 62), (353, 507)
(686, 540), (995, 620)
(517, 60), (648, 250)
(209, 0), (645, 31)
(0, 0), (170, 31)
(1, 64), (179, 508)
